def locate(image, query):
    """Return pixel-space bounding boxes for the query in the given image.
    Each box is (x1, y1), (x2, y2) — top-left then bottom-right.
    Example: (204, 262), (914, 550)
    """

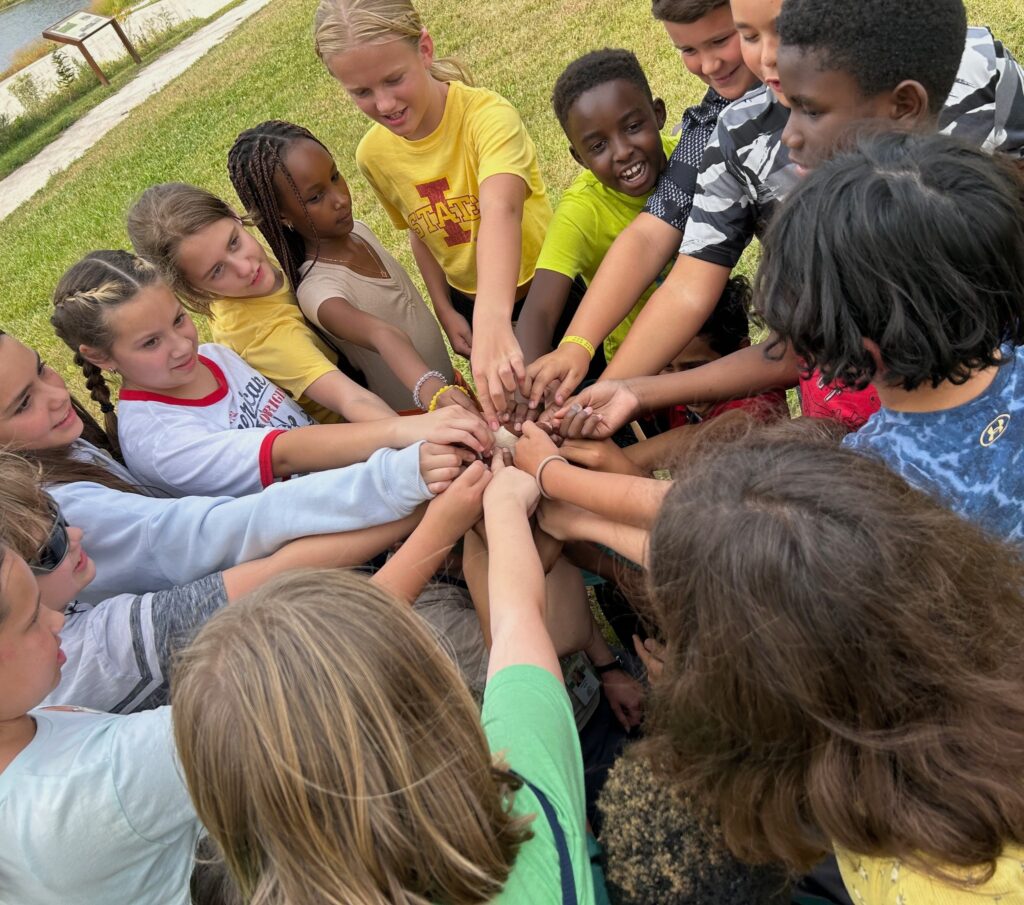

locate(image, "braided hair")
(51, 250), (163, 459)
(227, 121), (332, 293)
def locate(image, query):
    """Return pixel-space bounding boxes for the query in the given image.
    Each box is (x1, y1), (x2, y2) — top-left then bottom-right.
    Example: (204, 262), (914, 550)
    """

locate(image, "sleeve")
(471, 95), (540, 189)
(678, 122), (757, 269)
(124, 408), (286, 497)
(482, 665), (586, 829)
(240, 317), (339, 402)
(111, 708), (202, 843)
(643, 109), (716, 232)
(994, 40), (1024, 158)
(356, 134), (409, 230)
(533, 188), (599, 280)
(150, 573), (227, 678)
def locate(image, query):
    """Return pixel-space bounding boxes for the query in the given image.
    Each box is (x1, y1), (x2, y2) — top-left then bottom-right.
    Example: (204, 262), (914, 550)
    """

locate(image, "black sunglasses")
(29, 498), (70, 576)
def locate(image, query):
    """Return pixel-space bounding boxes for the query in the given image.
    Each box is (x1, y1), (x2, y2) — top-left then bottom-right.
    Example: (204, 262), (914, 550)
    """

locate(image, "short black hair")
(778, 0), (966, 115)
(755, 132), (1024, 392)
(699, 276), (751, 356)
(651, 0), (730, 25)
(552, 49), (655, 132)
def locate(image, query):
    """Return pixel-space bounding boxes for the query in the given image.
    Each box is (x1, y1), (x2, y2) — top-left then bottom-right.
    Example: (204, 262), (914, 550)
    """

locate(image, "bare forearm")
(563, 213), (681, 348)
(372, 513), (459, 604)
(473, 204), (522, 335)
(304, 371), (395, 421)
(411, 232), (455, 316)
(630, 337), (800, 412)
(270, 419), (404, 477)
(542, 460), (670, 528)
(221, 511), (421, 600)
(570, 512), (649, 566)
(516, 270), (573, 364)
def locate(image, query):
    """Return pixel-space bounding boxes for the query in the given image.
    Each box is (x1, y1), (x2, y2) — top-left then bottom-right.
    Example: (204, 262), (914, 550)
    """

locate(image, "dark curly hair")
(755, 132), (1024, 392)
(552, 49), (655, 132)
(651, 0), (729, 25)
(699, 276), (751, 357)
(777, 0), (966, 115)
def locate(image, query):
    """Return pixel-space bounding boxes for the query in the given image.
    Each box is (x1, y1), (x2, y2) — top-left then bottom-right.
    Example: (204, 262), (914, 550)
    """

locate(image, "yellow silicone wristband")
(560, 334), (596, 360)
(428, 383), (469, 412)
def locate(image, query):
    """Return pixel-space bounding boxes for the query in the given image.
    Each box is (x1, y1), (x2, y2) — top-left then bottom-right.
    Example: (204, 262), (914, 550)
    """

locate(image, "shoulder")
(482, 665), (576, 751)
(356, 124), (393, 161)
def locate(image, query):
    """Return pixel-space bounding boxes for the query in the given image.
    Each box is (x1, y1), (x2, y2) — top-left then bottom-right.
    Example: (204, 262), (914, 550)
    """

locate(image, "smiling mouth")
(712, 65), (741, 85)
(383, 108), (407, 123)
(619, 161), (648, 184)
(250, 265), (263, 287)
(53, 406), (75, 430)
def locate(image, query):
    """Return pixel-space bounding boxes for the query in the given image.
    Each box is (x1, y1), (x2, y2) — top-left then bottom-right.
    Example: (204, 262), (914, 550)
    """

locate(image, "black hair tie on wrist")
(99, 402), (114, 414)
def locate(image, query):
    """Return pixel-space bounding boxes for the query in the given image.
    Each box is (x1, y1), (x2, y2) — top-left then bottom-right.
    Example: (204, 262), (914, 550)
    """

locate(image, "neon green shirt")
(535, 133), (678, 359)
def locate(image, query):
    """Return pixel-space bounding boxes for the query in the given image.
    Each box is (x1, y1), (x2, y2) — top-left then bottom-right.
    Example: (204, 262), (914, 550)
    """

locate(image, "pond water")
(0, 0), (89, 74)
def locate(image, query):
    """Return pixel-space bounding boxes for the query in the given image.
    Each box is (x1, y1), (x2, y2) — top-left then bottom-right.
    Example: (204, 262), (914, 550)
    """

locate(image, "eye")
(143, 337), (159, 349)
(211, 264), (223, 280)
(385, 74), (403, 85)
(174, 312), (186, 326)
(626, 121), (644, 133)
(350, 87), (371, 98)
(740, 31), (759, 44)
(679, 47), (696, 56)
(14, 393), (31, 415)
(713, 35), (732, 46)
(330, 171), (340, 183)
(589, 140), (607, 154)
(228, 235), (239, 250)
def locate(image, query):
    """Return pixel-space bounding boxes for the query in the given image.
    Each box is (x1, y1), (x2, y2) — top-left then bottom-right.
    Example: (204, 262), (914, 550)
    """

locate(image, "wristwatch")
(592, 656), (624, 676)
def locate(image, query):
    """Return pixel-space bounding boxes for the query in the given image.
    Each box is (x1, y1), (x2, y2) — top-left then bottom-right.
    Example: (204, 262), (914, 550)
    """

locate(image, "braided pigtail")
(228, 120), (330, 291)
(76, 353), (121, 459)
(52, 249), (163, 458)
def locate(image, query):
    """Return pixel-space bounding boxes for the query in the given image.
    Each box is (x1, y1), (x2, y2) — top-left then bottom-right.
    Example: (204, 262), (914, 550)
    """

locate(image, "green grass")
(0, 15), (215, 180)
(0, 0), (1020, 394)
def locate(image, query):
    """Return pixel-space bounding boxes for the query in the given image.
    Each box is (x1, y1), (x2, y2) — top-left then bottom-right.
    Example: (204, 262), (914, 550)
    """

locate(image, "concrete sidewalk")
(0, 0), (270, 222)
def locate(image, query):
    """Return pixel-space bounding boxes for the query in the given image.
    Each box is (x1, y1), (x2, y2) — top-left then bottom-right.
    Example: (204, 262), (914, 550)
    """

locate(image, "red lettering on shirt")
(259, 388), (285, 423)
(413, 178), (475, 246)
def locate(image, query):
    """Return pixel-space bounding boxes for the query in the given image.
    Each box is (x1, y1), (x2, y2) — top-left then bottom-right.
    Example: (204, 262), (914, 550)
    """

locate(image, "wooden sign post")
(43, 10), (141, 87)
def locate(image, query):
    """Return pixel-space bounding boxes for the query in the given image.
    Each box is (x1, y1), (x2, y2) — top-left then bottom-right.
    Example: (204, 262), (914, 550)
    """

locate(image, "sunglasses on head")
(29, 498), (70, 576)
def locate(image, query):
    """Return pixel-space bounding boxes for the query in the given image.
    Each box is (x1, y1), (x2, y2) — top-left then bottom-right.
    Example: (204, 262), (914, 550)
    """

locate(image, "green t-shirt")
(481, 665), (595, 904)
(535, 133), (679, 360)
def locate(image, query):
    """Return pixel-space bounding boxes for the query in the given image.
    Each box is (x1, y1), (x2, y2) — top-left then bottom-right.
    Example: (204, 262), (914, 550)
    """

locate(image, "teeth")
(622, 163), (644, 180)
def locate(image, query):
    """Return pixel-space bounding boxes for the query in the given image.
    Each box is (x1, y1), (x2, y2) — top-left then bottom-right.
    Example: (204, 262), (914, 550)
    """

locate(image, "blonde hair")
(51, 250), (164, 458)
(313, 0), (473, 85)
(172, 569), (531, 905)
(0, 450), (53, 562)
(126, 182), (251, 317)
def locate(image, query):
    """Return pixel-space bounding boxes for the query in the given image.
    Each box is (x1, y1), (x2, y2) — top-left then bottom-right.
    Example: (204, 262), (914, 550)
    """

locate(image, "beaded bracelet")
(413, 370), (447, 411)
(428, 384), (470, 412)
(535, 454), (569, 500)
(559, 334), (596, 360)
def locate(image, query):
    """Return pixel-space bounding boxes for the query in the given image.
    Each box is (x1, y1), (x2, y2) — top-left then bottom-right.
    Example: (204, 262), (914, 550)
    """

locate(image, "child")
(0, 544), (202, 904)
(638, 419), (1024, 904)
(313, 0), (553, 430)
(0, 330), (441, 603)
(172, 456), (598, 903)
(552, 0), (1024, 433)
(0, 450), (424, 712)
(51, 250), (492, 498)
(515, 49), (677, 373)
(758, 133), (1024, 542)
(525, 0), (758, 410)
(126, 181), (395, 425)
(227, 120), (473, 415)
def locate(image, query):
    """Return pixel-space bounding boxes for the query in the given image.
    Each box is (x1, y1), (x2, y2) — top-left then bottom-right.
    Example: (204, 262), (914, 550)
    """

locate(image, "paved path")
(0, 0), (270, 222)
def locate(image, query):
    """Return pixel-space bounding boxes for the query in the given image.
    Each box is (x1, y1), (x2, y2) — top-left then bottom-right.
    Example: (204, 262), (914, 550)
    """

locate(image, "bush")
(52, 49), (79, 90)
(9, 72), (43, 112)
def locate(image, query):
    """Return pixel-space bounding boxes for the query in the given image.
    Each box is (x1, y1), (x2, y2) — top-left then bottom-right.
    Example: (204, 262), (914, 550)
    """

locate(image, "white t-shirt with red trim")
(117, 344), (316, 497)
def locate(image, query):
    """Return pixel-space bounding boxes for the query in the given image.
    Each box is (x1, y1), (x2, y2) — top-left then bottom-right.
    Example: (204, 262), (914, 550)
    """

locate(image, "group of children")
(1, 0), (1023, 902)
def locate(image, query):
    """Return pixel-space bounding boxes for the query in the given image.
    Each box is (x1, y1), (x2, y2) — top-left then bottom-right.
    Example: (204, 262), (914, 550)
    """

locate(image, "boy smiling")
(516, 49), (676, 368)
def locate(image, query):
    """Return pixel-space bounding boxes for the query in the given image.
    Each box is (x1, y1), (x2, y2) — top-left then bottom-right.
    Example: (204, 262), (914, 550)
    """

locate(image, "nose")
(44, 381), (70, 412)
(762, 33), (778, 76)
(702, 52), (722, 77)
(610, 135), (632, 162)
(47, 603), (66, 634)
(781, 115), (801, 150)
(375, 89), (399, 115)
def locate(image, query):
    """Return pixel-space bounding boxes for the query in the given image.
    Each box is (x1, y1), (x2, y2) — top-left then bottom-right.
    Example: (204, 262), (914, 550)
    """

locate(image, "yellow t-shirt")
(208, 273), (341, 424)
(355, 79), (552, 296)
(535, 133), (679, 360)
(837, 845), (1024, 904)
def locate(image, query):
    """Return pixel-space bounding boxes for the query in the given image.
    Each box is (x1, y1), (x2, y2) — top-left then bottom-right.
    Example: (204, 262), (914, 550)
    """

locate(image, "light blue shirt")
(0, 707), (201, 904)
(844, 344), (1024, 543)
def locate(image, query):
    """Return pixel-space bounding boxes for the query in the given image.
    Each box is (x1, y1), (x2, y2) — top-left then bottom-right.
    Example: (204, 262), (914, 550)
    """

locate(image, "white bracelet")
(535, 454), (569, 500)
(413, 370), (446, 411)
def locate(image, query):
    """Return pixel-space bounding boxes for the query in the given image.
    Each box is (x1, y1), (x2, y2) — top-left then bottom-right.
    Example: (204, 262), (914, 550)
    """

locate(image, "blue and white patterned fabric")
(843, 344), (1024, 544)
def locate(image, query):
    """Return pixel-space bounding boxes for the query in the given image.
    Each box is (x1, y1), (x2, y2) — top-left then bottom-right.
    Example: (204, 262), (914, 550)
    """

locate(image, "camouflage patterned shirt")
(680, 26), (1024, 270)
(843, 344), (1024, 544)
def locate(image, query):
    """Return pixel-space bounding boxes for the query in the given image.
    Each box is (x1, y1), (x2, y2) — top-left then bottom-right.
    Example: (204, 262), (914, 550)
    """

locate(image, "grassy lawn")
(0, 0), (1020, 394)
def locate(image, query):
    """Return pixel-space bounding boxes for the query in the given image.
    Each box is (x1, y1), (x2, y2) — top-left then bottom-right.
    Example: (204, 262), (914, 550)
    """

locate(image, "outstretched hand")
(550, 379), (642, 439)
(423, 459), (491, 541)
(471, 326), (527, 432)
(523, 342), (592, 410)
(512, 420), (561, 479)
(485, 447), (540, 516)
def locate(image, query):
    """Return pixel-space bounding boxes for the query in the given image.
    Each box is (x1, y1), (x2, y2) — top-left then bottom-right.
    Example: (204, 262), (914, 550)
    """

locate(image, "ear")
(888, 80), (929, 125)
(418, 28), (435, 68)
(652, 97), (667, 130)
(568, 142), (584, 167)
(78, 344), (115, 372)
(861, 337), (886, 375)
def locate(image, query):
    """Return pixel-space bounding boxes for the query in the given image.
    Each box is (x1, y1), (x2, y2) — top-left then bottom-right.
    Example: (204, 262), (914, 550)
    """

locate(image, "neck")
(309, 233), (361, 259)
(123, 358), (218, 401)
(408, 78), (449, 141)
(0, 713), (36, 773)
(874, 364), (1000, 413)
